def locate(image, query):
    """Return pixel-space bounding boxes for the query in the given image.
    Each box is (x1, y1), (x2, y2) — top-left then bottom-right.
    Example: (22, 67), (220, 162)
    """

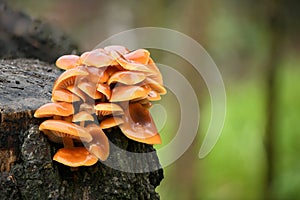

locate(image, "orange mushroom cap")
(72, 111), (94, 122)
(119, 102), (161, 144)
(81, 49), (115, 68)
(34, 102), (74, 118)
(107, 71), (146, 85)
(124, 49), (150, 64)
(110, 85), (151, 102)
(86, 124), (109, 161)
(104, 45), (129, 55)
(51, 89), (80, 103)
(39, 119), (93, 142)
(100, 117), (124, 129)
(52, 66), (88, 92)
(67, 85), (89, 102)
(53, 147), (98, 167)
(78, 80), (103, 99)
(96, 83), (111, 100)
(56, 55), (80, 70)
(142, 78), (167, 95)
(94, 103), (124, 116)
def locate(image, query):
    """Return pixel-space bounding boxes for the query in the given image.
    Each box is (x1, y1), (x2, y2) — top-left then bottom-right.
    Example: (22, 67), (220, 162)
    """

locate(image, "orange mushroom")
(51, 89), (80, 103)
(107, 71), (146, 85)
(72, 111), (94, 123)
(110, 85), (151, 102)
(52, 66), (88, 92)
(96, 83), (111, 100)
(78, 80), (103, 99)
(124, 49), (150, 64)
(94, 103), (124, 116)
(81, 48), (115, 68)
(34, 102), (74, 118)
(86, 124), (109, 161)
(53, 147), (98, 167)
(39, 119), (93, 147)
(119, 102), (161, 144)
(100, 117), (124, 129)
(56, 55), (80, 70)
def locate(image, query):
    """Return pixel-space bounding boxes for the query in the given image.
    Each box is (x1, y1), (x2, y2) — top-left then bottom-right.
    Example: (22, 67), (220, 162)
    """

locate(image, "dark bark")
(0, 59), (163, 200)
(0, 0), (78, 63)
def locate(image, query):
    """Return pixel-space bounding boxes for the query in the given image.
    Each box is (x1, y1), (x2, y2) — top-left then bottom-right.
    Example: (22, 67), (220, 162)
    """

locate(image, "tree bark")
(0, 59), (163, 200)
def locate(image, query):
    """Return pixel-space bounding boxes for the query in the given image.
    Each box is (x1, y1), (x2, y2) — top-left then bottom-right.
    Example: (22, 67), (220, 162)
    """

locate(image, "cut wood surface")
(0, 59), (163, 200)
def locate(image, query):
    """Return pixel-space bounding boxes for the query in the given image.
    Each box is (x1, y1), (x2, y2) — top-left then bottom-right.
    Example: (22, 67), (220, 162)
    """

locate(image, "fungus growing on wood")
(53, 147), (98, 167)
(35, 45), (166, 167)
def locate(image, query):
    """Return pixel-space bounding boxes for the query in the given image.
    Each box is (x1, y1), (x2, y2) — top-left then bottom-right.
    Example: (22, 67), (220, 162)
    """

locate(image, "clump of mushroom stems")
(34, 45), (166, 167)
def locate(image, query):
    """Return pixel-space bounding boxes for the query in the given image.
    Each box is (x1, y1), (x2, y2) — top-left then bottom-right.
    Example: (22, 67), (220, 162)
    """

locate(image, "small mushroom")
(107, 71), (146, 85)
(51, 89), (80, 103)
(110, 85), (151, 102)
(52, 66), (89, 92)
(96, 83), (111, 100)
(72, 111), (94, 123)
(104, 45), (129, 56)
(141, 78), (167, 95)
(124, 49), (150, 64)
(67, 85), (89, 102)
(94, 103), (124, 116)
(145, 58), (163, 84)
(119, 102), (161, 144)
(56, 55), (80, 70)
(100, 117), (124, 129)
(86, 124), (109, 161)
(39, 119), (93, 146)
(116, 56), (155, 73)
(34, 102), (74, 118)
(53, 147), (98, 167)
(78, 80), (103, 99)
(81, 49), (115, 68)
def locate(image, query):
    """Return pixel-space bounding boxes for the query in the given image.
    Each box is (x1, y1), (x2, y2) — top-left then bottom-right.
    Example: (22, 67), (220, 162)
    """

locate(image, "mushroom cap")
(52, 66), (88, 92)
(107, 71), (146, 85)
(124, 49), (150, 64)
(145, 57), (163, 85)
(51, 89), (80, 103)
(53, 147), (98, 167)
(119, 102), (161, 144)
(116, 57), (155, 73)
(81, 49), (115, 68)
(86, 124), (110, 161)
(100, 117), (124, 129)
(104, 45), (129, 55)
(110, 85), (151, 102)
(142, 78), (166, 95)
(56, 55), (80, 70)
(78, 80), (103, 99)
(84, 66), (108, 84)
(94, 103), (124, 116)
(72, 111), (94, 122)
(79, 103), (95, 114)
(67, 85), (89, 102)
(39, 119), (92, 142)
(34, 102), (74, 118)
(96, 83), (111, 100)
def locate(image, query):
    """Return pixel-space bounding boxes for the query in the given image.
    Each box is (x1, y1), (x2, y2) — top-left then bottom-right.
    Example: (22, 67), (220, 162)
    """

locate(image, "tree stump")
(0, 59), (163, 200)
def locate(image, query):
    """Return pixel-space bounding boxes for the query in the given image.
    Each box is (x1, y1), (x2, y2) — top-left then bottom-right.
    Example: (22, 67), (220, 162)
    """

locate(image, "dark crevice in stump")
(0, 59), (164, 200)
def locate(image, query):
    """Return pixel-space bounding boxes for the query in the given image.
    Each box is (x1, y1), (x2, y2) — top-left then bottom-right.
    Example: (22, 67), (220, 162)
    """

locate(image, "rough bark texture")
(0, 0), (78, 62)
(0, 59), (163, 200)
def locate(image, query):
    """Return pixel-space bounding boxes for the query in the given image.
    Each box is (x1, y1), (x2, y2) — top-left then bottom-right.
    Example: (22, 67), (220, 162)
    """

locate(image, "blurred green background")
(7, 0), (300, 199)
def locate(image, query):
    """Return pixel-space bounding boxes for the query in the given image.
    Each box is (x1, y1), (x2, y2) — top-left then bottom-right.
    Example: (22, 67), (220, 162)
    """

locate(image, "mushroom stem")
(62, 137), (74, 148)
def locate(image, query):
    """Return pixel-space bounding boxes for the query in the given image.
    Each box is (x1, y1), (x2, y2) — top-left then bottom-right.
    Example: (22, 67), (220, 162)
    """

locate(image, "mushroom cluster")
(34, 45), (166, 167)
